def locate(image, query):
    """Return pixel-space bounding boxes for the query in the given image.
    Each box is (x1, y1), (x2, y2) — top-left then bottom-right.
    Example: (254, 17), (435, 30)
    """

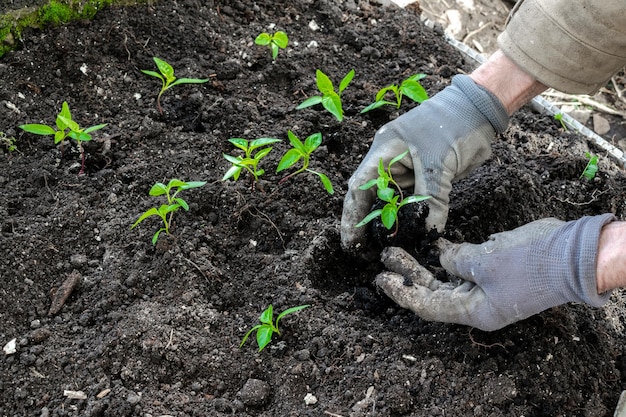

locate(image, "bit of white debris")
(304, 393), (317, 405)
(134, 93), (142, 100)
(3, 338), (16, 355)
(64, 390), (87, 400)
(5, 101), (20, 114)
(249, 239), (258, 247)
(402, 354), (417, 362)
(572, 336), (580, 342)
(308, 20), (320, 31)
(96, 389), (111, 399)
(80, 63), (88, 75)
(307, 40), (319, 48)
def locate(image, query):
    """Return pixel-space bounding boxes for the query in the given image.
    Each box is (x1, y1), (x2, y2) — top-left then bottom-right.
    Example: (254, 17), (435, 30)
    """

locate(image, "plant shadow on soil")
(1, 0), (626, 416)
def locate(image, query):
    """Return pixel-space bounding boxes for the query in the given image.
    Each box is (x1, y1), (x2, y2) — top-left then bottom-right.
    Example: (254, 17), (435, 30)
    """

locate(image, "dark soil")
(2, 0), (626, 416)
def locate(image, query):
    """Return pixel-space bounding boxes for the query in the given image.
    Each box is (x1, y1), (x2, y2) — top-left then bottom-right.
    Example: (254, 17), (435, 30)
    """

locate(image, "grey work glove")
(376, 214), (615, 331)
(341, 75), (509, 252)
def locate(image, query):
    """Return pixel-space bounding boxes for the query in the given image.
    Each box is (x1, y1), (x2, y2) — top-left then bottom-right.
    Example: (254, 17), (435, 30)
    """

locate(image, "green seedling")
(255, 30), (288, 60)
(222, 137), (281, 184)
(361, 73), (429, 113)
(276, 131), (334, 194)
(141, 57), (209, 115)
(131, 179), (206, 245)
(580, 152), (599, 180)
(554, 113), (568, 130)
(19, 101), (106, 175)
(0, 132), (17, 152)
(356, 150), (431, 237)
(297, 69), (355, 122)
(240, 304), (310, 352)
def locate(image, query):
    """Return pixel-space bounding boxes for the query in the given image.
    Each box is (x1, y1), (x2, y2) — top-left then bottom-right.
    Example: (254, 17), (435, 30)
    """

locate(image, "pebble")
(237, 378), (270, 407)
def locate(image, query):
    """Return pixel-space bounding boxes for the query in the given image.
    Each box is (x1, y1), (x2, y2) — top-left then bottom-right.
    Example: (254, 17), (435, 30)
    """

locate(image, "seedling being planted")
(240, 304), (310, 352)
(255, 30), (288, 60)
(580, 152), (599, 180)
(222, 137), (281, 184)
(297, 69), (355, 122)
(361, 73), (429, 113)
(356, 150), (431, 237)
(276, 131), (334, 194)
(141, 57), (209, 115)
(19, 101), (106, 175)
(131, 179), (206, 245)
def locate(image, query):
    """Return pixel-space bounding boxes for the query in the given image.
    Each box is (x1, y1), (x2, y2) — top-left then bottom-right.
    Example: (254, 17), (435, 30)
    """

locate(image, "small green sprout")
(554, 113), (568, 130)
(276, 131), (334, 194)
(0, 132), (17, 152)
(580, 152), (599, 180)
(131, 179), (206, 245)
(297, 69), (355, 122)
(356, 150), (431, 237)
(240, 304), (310, 352)
(19, 101), (106, 175)
(141, 57), (209, 115)
(255, 30), (288, 60)
(361, 73), (429, 113)
(222, 137), (281, 184)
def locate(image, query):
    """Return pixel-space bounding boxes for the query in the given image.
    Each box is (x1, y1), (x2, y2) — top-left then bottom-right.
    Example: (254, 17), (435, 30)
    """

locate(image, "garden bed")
(1, 0), (626, 415)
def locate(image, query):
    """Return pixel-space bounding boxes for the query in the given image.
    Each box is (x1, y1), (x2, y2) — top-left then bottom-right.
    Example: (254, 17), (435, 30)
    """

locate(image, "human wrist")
(469, 50), (547, 115)
(596, 221), (626, 293)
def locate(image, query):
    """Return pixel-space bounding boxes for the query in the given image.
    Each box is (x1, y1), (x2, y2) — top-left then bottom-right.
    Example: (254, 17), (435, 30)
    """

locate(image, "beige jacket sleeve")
(498, 0), (626, 94)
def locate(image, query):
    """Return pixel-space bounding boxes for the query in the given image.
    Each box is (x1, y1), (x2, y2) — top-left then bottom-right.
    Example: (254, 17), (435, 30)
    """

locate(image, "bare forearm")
(596, 221), (626, 293)
(469, 50), (548, 115)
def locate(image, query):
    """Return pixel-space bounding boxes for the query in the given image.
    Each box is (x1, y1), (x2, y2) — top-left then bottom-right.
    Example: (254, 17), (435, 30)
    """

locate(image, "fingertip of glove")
(435, 237), (454, 252)
(341, 239), (380, 262)
(374, 271), (401, 289)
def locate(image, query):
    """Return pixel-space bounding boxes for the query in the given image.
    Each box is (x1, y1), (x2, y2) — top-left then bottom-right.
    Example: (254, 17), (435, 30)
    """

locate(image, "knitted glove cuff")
(529, 213), (616, 308)
(452, 74), (510, 134)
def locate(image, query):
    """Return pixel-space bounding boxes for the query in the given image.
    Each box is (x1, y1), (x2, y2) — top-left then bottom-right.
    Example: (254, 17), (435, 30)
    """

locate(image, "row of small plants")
(8, 28), (598, 352)
(16, 38), (433, 239)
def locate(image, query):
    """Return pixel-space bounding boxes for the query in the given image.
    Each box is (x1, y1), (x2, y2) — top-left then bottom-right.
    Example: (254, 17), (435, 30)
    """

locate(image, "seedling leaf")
(322, 93), (343, 121)
(254, 33), (271, 46)
(581, 152), (599, 180)
(339, 69), (355, 93)
(149, 183), (168, 196)
(316, 69), (334, 95)
(153, 57), (175, 82)
(381, 205), (397, 229)
(275, 304), (310, 327)
(355, 209), (383, 227)
(19, 124), (56, 136)
(296, 96), (323, 109)
(303, 132), (322, 151)
(131, 207), (160, 229)
(317, 172), (334, 194)
(273, 31), (289, 48)
(256, 326), (273, 351)
(390, 150), (409, 166)
(276, 148), (302, 172)
(401, 80), (429, 103)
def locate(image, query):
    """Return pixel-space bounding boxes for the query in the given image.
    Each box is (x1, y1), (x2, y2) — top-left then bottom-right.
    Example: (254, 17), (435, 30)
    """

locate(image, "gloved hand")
(341, 75), (509, 252)
(375, 214), (615, 331)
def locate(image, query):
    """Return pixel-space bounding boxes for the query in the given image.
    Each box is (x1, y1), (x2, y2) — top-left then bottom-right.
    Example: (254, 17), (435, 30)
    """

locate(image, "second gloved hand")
(341, 75), (509, 252)
(375, 214), (615, 331)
